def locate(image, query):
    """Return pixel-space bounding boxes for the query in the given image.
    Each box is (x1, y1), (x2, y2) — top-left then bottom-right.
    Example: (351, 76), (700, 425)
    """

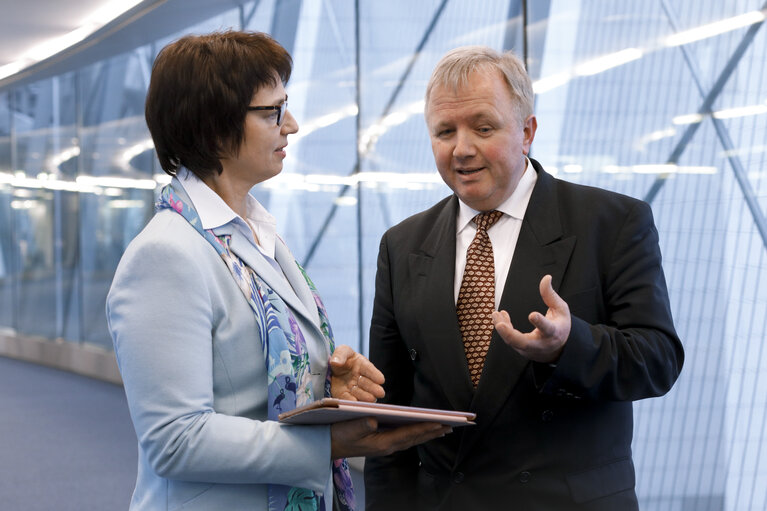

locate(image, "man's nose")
(452, 130), (476, 159)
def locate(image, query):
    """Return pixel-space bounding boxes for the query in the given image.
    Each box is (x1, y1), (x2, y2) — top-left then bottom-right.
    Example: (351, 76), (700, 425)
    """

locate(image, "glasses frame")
(246, 100), (288, 126)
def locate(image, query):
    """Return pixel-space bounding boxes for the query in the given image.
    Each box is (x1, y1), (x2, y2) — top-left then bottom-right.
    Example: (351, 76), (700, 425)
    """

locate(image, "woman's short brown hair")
(145, 31), (292, 179)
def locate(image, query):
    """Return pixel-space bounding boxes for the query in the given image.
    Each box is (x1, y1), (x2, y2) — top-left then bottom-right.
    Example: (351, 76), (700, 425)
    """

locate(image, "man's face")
(426, 68), (536, 212)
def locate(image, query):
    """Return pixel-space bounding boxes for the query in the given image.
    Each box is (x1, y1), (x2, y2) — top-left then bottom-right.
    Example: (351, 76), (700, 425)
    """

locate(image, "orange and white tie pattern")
(456, 210), (503, 386)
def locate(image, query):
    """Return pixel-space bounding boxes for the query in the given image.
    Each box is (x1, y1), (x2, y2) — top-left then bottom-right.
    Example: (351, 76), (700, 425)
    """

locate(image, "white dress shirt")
(454, 158), (538, 307)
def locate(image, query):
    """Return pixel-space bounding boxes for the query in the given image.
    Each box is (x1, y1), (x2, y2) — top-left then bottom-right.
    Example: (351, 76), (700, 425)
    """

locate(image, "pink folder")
(278, 398), (476, 427)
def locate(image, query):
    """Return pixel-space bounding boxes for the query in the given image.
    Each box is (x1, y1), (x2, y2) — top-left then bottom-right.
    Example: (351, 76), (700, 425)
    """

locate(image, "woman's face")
(221, 79), (298, 187)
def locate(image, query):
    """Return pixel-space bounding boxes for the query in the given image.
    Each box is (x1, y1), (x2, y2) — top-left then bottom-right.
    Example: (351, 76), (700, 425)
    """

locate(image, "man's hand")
(329, 345), (385, 402)
(492, 274), (571, 363)
(331, 418), (452, 459)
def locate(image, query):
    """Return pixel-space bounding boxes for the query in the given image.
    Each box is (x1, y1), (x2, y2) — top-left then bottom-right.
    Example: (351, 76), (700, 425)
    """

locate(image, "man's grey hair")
(425, 46), (534, 123)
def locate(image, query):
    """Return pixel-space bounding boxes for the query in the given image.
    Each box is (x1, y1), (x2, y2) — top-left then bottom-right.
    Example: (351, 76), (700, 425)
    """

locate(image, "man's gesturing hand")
(491, 274), (571, 363)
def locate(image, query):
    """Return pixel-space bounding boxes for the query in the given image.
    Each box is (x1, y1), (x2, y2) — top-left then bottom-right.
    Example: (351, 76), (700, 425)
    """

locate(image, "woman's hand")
(329, 345), (385, 402)
(330, 417), (452, 459)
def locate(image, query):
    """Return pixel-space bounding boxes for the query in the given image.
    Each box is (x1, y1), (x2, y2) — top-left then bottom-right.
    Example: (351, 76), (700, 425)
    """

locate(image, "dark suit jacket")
(364, 159), (684, 510)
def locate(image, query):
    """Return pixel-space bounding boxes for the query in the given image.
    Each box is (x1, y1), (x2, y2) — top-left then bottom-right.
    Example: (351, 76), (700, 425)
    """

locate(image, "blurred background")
(0, 1), (765, 510)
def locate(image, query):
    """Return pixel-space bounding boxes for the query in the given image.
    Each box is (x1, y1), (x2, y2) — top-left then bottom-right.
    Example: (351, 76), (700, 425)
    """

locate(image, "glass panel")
(12, 78), (60, 339)
(0, 91), (13, 329)
(527, 2), (767, 509)
(78, 49), (156, 349)
(7, 73), (81, 341)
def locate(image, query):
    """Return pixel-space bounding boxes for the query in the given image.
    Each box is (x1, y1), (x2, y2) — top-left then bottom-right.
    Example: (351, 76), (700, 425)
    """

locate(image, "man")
(364, 46), (683, 510)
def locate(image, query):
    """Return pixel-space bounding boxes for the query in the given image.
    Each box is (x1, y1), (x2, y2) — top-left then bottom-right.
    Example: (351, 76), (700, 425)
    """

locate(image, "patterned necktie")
(457, 210), (503, 386)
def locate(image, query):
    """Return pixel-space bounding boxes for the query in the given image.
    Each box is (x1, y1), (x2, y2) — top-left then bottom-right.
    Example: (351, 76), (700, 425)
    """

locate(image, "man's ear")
(522, 115), (537, 154)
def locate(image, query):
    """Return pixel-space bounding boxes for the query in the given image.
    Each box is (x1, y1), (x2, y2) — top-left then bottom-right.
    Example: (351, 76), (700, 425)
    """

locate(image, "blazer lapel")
(218, 226), (321, 333)
(169, 178), (323, 336)
(274, 239), (322, 328)
(457, 162), (576, 463)
(412, 196), (476, 412)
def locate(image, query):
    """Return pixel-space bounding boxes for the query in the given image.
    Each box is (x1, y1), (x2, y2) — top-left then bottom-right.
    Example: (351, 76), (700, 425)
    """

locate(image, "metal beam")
(650, 0), (767, 250)
(302, 0), (450, 267)
(270, 0), (302, 55)
(355, 0), (364, 351)
(240, 0), (261, 28)
(644, 1), (767, 208)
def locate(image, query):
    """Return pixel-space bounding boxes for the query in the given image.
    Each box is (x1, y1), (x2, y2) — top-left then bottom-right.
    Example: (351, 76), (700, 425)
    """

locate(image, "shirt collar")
(457, 156), (538, 232)
(176, 167), (277, 255)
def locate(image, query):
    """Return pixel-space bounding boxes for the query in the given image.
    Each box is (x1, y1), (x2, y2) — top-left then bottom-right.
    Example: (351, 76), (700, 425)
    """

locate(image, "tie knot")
(473, 210), (503, 232)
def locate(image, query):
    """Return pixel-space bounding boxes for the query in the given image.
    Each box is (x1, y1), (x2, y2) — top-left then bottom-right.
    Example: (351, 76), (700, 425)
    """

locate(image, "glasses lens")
(277, 102), (287, 126)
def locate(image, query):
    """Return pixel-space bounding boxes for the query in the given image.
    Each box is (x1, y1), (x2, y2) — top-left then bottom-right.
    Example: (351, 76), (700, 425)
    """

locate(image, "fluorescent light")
(11, 200), (41, 210)
(108, 199), (146, 209)
(0, 61), (28, 81)
(672, 102), (767, 125)
(632, 164), (678, 174)
(2, 0), (145, 81)
(673, 114), (704, 125)
(359, 100), (424, 153)
(712, 104), (767, 119)
(575, 48), (643, 76)
(261, 170), (444, 191)
(76, 175), (158, 189)
(291, 104), (358, 143)
(648, 128), (677, 141)
(676, 166), (717, 174)
(119, 138), (155, 170)
(721, 144), (767, 157)
(23, 25), (96, 62)
(85, 0), (144, 24)
(333, 196), (358, 206)
(635, 128), (677, 151)
(665, 10), (766, 47)
(47, 146), (81, 171)
(533, 72), (572, 94)
(631, 164), (716, 174)
(153, 173), (172, 185)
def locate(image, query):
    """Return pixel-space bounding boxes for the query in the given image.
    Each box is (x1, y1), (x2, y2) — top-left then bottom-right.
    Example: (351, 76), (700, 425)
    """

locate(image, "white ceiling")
(0, 0), (109, 69)
(0, 0), (250, 90)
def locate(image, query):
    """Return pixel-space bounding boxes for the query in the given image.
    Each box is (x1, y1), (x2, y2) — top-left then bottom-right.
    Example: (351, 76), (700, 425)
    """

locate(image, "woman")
(106, 31), (449, 511)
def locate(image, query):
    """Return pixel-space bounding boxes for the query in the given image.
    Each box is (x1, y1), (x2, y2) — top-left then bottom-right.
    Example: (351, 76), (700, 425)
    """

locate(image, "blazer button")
(409, 348), (417, 361)
(518, 471), (531, 484)
(452, 471), (465, 484)
(541, 410), (554, 422)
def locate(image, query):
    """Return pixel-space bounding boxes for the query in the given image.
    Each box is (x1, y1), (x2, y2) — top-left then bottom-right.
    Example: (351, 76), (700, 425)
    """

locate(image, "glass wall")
(1, 1), (765, 509)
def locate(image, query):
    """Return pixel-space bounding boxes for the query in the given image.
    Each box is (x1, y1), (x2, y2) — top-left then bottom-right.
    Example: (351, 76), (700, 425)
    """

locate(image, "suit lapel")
(413, 196), (476, 412)
(456, 161), (576, 463)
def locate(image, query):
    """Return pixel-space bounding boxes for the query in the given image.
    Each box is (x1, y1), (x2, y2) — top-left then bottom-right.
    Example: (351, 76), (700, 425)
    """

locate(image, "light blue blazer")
(106, 182), (333, 510)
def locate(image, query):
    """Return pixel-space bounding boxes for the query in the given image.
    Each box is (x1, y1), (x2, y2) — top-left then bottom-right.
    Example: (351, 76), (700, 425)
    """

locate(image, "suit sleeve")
(542, 200), (684, 401)
(106, 231), (331, 489)
(364, 231), (420, 510)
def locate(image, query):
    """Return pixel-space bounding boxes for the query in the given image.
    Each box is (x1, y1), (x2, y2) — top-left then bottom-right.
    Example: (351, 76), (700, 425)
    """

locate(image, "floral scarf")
(157, 183), (355, 511)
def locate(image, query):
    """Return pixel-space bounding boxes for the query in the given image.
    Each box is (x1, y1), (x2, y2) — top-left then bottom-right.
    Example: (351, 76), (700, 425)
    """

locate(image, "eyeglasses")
(246, 101), (288, 126)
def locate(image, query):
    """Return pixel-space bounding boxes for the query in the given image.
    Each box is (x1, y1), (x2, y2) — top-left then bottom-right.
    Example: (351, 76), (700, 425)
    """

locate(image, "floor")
(0, 356), (137, 511)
